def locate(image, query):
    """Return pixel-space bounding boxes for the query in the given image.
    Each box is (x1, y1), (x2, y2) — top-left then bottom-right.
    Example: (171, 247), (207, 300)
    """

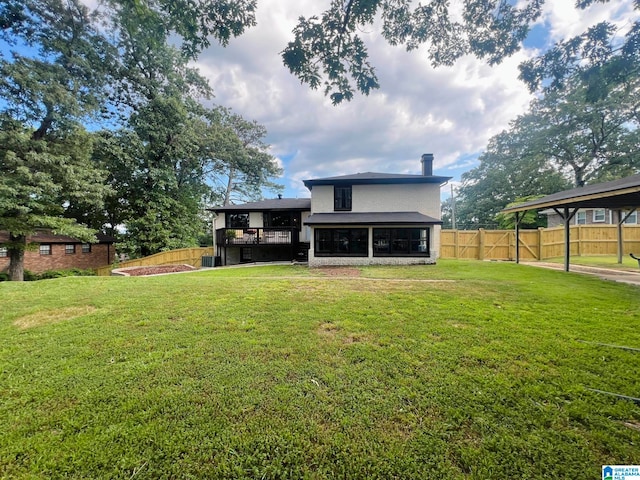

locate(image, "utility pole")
(451, 184), (457, 230)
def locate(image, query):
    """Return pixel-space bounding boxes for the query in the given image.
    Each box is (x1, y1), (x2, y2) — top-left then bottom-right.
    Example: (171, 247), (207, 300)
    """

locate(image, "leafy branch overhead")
(281, 0), (639, 103)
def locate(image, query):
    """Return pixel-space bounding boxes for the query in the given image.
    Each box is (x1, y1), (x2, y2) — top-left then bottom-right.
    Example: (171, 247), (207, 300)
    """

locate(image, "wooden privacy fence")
(95, 247), (214, 276)
(440, 225), (640, 261)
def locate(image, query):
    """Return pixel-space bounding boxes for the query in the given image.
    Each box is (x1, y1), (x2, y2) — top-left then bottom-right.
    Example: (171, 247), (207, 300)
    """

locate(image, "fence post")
(478, 229), (485, 260)
(537, 227), (543, 260)
(454, 230), (459, 259)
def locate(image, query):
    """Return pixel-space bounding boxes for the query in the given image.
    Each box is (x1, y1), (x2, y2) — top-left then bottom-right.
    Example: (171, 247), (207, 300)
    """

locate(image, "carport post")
(564, 208), (570, 272)
(617, 209), (623, 264)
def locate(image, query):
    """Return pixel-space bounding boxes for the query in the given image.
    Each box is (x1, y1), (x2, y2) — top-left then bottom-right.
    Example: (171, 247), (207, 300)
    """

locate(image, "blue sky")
(193, 0), (637, 203)
(2, 1), (636, 205)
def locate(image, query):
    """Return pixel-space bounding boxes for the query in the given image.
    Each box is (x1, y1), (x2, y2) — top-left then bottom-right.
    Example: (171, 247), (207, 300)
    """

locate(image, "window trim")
(226, 212), (250, 229)
(82, 243), (92, 253)
(334, 185), (352, 211)
(314, 228), (368, 257)
(592, 209), (606, 223)
(39, 244), (52, 256)
(263, 211), (301, 230)
(576, 211), (587, 225)
(624, 210), (637, 224)
(65, 244), (76, 255)
(373, 228), (430, 257)
(0, 247), (7, 258)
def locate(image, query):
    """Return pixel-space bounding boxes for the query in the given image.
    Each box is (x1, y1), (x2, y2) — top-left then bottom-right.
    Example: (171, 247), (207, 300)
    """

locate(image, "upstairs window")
(263, 211), (301, 230)
(82, 243), (92, 253)
(39, 244), (52, 255)
(576, 211), (586, 225)
(227, 213), (249, 229)
(334, 185), (352, 211)
(65, 244), (76, 255)
(0, 247), (7, 257)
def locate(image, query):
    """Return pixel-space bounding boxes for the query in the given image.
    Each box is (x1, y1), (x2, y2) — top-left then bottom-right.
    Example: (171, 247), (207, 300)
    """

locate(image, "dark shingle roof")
(502, 174), (640, 213)
(303, 172), (451, 188)
(209, 198), (311, 213)
(304, 212), (442, 226)
(0, 230), (116, 244)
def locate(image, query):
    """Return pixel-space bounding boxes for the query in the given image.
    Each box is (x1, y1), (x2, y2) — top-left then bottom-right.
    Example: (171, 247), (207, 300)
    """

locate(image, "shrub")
(24, 268), (97, 281)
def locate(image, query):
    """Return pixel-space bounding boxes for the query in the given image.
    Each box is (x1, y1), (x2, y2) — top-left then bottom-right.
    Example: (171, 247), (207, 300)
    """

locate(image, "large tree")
(206, 108), (283, 206)
(455, 64), (639, 229)
(0, 121), (109, 281)
(0, 0), (113, 280)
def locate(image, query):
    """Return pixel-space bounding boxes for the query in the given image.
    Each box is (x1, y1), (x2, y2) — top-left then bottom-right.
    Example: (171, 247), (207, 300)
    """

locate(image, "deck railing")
(216, 227), (299, 246)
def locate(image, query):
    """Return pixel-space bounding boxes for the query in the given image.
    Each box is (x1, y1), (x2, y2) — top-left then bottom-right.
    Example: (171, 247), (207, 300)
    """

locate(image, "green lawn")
(543, 255), (640, 270)
(1, 261), (639, 479)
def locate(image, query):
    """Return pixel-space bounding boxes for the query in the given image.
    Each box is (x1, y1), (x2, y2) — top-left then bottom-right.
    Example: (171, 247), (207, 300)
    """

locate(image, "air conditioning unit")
(201, 256), (214, 268)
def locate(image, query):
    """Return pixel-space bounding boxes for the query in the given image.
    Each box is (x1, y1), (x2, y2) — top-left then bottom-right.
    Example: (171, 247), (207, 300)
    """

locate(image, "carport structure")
(501, 174), (640, 272)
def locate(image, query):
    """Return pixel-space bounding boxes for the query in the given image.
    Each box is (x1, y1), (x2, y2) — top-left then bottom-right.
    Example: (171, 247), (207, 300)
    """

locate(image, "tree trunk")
(223, 166), (235, 206)
(8, 233), (26, 281)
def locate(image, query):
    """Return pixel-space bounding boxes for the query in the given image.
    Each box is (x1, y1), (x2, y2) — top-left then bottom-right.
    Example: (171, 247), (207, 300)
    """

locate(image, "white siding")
(310, 183), (441, 217)
(249, 211), (263, 228)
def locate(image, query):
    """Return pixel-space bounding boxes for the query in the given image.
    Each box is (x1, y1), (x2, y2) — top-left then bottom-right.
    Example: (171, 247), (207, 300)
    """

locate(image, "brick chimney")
(421, 153), (434, 176)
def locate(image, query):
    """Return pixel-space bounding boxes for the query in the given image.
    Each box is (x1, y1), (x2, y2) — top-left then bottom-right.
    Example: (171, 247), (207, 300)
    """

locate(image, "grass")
(543, 255), (639, 270)
(1, 260), (639, 479)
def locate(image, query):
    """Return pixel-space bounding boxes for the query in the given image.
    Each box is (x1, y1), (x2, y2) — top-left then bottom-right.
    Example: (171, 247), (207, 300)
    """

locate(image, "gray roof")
(0, 230), (116, 244)
(502, 174), (640, 213)
(210, 198), (311, 212)
(304, 211), (443, 226)
(303, 171), (451, 188)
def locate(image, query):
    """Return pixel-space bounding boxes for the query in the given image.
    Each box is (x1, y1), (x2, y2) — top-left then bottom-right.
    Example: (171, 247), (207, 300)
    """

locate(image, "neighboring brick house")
(543, 208), (638, 227)
(0, 230), (116, 274)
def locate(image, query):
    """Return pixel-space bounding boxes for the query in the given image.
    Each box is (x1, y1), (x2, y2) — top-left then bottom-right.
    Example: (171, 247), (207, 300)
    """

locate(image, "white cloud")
(194, 0), (636, 197)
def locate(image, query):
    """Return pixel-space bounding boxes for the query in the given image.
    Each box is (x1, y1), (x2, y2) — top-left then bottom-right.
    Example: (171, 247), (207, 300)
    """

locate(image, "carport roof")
(501, 174), (640, 213)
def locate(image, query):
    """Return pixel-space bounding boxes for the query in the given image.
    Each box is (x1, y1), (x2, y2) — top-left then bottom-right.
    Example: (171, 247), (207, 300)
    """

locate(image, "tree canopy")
(454, 61), (640, 230)
(2, 0), (638, 278)
(281, 0), (639, 103)
(0, 0), (278, 279)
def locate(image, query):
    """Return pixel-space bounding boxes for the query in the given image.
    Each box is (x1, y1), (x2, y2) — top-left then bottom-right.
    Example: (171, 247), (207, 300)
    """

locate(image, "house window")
(227, 213), (249, 228)
(576, 211), (586, 225)
(373, 228), (430, 256)
(334, 186), (352, 211)
(39, 244), (52, 255)
(82, 243), (92, 253)
(65, 244), (76, 255)
(0, 247), (7, 257)
(314, 228), (367, 256)
(593, 209), (606, 223)
(623, 210), (637, 224)
(263, 211), (301, 230)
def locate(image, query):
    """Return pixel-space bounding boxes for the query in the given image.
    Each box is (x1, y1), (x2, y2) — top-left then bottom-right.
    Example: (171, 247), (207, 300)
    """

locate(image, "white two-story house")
(210, 154), (450, 267)
(303, 154), (450, 267)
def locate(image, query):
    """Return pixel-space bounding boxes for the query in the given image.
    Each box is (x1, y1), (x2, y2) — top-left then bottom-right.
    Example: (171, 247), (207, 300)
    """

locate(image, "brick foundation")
(308, 256), (436, 267)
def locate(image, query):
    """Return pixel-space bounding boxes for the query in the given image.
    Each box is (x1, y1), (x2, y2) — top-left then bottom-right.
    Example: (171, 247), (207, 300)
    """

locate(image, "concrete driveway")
(522, 262), (640, 286)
